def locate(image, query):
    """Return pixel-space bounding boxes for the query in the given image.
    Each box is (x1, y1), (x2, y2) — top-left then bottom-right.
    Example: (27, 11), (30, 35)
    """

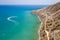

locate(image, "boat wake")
(7, 16), (19, 25)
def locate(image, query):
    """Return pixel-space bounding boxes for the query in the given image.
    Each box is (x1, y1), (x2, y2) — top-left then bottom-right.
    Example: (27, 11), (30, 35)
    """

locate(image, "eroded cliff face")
(32, 2), (60, 40)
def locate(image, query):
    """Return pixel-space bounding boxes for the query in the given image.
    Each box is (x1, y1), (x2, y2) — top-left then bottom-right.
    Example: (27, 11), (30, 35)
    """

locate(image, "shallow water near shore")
(0, 5), (47, 40)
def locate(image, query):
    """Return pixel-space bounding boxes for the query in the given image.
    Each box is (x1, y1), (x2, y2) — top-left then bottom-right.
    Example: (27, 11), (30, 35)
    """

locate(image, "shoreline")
(37, 16), (42, 40)
(32, 2), (60, 40)
(31, 13), (42, 40)
(32, 10), (42, 40)
(32, 10), (43, 40)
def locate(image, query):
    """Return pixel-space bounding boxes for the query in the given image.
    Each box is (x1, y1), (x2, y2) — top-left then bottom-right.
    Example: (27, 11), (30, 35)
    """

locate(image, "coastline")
(32, 11), (42, 40)
(30, 12), (41, 40)
(32, 2), (60, 40)
(36, 15), (43, 40)
(37, 16), (42, 40)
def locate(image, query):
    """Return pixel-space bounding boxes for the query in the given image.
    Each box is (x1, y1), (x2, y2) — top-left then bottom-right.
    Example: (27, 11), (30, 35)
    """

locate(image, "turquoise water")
(0, 5), (47, 40)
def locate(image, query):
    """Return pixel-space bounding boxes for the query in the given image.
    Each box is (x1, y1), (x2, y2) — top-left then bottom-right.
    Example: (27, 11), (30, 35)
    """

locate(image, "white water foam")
(7, 16), (19, 25)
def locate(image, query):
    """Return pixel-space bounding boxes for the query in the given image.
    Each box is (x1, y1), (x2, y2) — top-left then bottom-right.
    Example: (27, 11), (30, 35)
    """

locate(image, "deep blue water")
(0, 5), (48, 40)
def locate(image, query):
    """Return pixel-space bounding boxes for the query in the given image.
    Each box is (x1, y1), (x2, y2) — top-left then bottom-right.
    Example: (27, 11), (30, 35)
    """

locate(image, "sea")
(0, 5), (48, 40)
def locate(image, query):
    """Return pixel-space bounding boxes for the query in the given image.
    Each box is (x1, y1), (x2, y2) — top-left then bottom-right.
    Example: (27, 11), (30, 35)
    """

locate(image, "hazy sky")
(0, 0), (60, 5)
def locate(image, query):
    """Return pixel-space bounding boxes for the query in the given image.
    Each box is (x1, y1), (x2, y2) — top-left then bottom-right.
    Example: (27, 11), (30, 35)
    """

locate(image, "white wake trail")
(7, 16), (19, 25)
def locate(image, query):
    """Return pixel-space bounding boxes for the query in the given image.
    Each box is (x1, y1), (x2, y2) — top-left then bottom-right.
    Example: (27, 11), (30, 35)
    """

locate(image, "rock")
(32, 2), (60, 40)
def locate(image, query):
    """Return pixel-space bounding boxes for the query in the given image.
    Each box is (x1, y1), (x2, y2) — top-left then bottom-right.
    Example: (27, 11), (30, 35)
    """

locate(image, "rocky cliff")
(32, 2), (60, 40)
